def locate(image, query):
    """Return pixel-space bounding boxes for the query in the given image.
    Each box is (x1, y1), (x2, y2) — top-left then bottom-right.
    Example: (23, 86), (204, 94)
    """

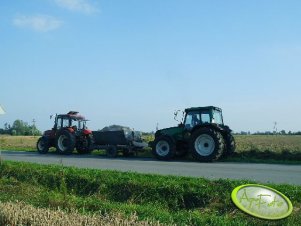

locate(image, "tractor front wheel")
(37, 137), (49, 154)
(56, 130), (75, 155)
(152, 136), (176, 160)
(190, 128), (224, 162)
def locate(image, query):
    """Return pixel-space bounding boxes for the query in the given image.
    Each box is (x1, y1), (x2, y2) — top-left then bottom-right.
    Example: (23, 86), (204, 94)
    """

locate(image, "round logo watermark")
(231, 184), (293, 220)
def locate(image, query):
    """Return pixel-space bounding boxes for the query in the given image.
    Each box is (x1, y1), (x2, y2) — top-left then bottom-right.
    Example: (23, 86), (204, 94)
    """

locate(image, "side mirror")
(174, 110), (181, 122)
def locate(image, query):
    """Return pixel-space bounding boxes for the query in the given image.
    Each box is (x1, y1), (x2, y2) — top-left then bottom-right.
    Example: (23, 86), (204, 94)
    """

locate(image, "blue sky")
(1, 0), (301, 133)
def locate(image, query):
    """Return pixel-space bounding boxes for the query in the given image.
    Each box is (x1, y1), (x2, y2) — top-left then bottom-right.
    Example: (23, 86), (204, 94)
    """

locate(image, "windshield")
(184, 111), (200, 129)
(212, 110), (223, 125)
(184, 110), (211, 129)
(72, 119), (87, 130)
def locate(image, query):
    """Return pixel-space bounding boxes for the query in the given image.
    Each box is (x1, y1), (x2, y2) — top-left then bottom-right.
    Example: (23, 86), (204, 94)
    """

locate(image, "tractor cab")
(54, 111), (89, 132)
(151, 106), (235, 162)
(183, 106), (224, 130)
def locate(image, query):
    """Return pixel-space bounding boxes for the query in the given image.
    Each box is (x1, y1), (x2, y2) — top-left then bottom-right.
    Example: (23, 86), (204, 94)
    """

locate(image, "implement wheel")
(77, 135), (94, 154)
(106, 145), (118, 158)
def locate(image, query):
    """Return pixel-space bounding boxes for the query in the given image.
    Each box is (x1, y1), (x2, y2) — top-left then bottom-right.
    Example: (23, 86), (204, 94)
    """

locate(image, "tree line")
(0, 120), (41, 136)
(235, 130), (301, 135)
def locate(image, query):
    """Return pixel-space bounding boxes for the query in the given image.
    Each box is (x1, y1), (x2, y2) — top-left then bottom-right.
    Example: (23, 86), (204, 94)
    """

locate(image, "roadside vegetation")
(229, 135), (301, 163)
(0, 201), (163, 226)
(0, 160), (300, 225)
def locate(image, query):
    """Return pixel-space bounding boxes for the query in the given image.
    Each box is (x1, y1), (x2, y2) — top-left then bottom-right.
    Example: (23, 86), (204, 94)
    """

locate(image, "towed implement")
(92, 125), (147, 157)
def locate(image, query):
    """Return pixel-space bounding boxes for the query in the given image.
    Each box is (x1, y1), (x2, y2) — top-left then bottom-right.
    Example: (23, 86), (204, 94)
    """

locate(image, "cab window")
(201, 112), (210, 123)
(184, 112), (200, 129)
(56, 118), (62, 129)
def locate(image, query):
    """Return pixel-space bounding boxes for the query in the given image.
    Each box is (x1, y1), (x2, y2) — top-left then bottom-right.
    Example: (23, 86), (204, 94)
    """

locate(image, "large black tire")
(224, 133), (236, 157)
(76, 135), (94, 154)
(37, 137), (49, 154)
(190, 128), (225, 162)
(152, 136), (176, 160)
(122, 148), (134, 157)
(56, 130), (75, 155)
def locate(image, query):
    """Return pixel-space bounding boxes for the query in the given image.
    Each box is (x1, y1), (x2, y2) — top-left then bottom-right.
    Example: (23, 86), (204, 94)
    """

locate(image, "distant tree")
(1, 120), (41, 136)
(12, 120), (27, 135)
(4, 123), (10, 130)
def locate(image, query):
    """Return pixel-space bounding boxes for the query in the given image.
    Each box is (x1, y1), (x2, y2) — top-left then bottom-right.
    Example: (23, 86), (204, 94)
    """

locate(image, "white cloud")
(13, 14), (63, 32)
(55, 0), (99, 14)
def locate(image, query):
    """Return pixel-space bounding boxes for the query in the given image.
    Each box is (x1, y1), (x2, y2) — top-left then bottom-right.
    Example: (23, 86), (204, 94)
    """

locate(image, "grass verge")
(0, 160), (300, 225)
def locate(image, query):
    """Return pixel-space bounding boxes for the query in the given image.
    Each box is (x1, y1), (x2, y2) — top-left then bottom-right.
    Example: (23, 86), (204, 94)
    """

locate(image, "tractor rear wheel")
(190, 128), (224, 162)
(56, 130), (75, 155)
(224, 133), (236, 157)
(37, 137), (49, 154)
(152, 136), (175, 160)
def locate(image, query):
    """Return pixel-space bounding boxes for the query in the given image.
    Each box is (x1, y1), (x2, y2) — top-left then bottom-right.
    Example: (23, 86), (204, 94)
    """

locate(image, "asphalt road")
(1, 150), (301, 185)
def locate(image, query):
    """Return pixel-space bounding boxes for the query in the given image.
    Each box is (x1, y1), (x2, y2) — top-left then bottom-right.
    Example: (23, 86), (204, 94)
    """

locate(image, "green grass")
(0, 160), (300, 225)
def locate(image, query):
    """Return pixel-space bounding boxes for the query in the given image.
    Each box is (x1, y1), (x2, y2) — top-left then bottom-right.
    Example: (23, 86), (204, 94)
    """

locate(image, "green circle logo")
(231, 184), (293, 220)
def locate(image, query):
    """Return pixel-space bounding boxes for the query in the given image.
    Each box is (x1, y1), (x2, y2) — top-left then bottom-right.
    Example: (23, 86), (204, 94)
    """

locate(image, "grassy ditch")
(0, 160), (300, 225)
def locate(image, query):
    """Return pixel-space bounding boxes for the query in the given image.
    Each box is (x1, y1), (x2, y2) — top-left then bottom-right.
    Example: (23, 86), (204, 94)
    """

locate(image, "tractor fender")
(83, 129), (92, 135)
(151, 134), (176, 148)
(44, 129), (56, 138)
(190, 124), (224, 134)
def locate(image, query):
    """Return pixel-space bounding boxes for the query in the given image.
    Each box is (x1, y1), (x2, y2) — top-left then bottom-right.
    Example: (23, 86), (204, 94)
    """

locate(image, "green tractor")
(151, 106), (235, 162)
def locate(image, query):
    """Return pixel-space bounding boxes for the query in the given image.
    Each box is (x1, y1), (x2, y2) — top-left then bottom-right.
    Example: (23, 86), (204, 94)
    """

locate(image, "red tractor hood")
(83, 129), (92, 135)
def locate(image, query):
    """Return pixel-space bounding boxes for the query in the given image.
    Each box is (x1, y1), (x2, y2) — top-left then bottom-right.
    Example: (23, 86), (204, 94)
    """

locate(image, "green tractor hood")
(155, 126), (184, 141)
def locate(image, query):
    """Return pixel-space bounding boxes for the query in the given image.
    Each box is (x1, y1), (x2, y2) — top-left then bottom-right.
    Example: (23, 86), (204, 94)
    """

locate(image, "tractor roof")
(185, 106), (222, 112)
(57, 111), (86, 121)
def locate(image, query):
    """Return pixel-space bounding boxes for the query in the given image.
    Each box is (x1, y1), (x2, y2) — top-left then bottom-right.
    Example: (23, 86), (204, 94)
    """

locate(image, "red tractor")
(37, 111), (93, 154)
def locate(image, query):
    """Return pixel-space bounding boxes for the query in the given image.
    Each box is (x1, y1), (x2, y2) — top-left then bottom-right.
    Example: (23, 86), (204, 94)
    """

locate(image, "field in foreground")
(0, 160), (300, 225)
(1, 135), (301, 163)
